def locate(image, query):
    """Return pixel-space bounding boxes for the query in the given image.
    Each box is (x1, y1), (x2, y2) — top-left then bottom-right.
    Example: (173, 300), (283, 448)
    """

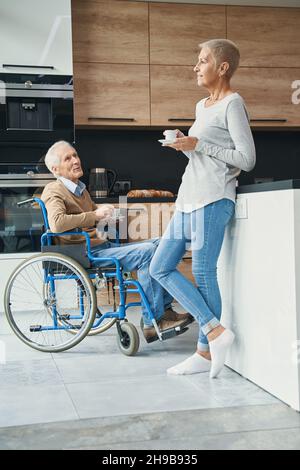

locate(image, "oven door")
(0, 181), (49, 254)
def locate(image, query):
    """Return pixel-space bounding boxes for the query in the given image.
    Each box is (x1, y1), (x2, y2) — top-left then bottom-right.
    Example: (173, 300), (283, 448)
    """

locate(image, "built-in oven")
(0, 73), (74, 144)
(0, 163), (55, 254)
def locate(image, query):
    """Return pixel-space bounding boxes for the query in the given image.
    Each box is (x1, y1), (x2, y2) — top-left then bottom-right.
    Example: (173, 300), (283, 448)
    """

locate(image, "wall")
(74, 128), (300, 193)
(1, 129), (300, 192)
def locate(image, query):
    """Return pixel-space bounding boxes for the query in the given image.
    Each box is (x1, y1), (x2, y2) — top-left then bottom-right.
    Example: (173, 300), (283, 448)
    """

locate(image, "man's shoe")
(143, 326), (160, 344)
(163, 307), (195, 327)
(143, 310), (192, 344)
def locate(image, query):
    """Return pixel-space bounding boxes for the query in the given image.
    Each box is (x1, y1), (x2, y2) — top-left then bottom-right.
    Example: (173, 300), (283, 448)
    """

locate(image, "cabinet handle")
(250, 118), (287, 122)
(168, 118), (194, 122)
(2, 64), (55, 69)
(88, 117), (136, 122)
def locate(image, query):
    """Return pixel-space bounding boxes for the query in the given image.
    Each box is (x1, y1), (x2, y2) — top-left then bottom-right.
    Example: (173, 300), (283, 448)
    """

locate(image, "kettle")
(89, 168), (117, 197)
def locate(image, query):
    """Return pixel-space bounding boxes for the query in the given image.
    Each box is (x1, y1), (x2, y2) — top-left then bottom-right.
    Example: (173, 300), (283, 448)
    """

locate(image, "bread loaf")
(127, 189), (174, 198)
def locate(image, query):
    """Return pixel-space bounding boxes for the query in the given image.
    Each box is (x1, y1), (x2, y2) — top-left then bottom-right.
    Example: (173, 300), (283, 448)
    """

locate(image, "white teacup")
(164, 129), (177, 142)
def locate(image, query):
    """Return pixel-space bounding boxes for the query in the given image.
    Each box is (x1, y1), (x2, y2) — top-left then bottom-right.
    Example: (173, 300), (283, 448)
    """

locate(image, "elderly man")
(42, 140), (192, 343)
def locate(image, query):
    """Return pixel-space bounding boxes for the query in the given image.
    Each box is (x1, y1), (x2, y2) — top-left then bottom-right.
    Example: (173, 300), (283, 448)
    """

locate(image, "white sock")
(209, 329), (235, 379)
(167, 352), (211, 375)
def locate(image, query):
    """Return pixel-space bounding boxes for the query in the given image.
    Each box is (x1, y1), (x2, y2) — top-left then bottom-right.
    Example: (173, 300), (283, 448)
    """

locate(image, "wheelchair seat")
(41, 244), (91, 268)
(41, 243), (118, 275)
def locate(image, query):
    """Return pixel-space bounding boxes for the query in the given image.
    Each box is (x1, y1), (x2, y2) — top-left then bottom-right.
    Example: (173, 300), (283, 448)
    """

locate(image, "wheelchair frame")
(4, 197), (163, 355)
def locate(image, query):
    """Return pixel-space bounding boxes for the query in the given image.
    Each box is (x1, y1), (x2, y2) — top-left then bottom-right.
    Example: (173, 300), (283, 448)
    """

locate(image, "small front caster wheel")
(117, 322), (140, 356)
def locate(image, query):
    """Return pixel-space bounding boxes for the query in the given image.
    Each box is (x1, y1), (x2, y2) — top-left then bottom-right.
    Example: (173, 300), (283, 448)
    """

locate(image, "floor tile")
(0, 334), (52, 362)
(66, 375), (221, 419)
(1, 403), (299, 449)
(0, 359), (63, 389)
(186, 369), (279, 407)
(0, 384), (78, 427)
(53, 353), (172, 384)
(97, 426), (300, 450)
(0, 303), (292, 436)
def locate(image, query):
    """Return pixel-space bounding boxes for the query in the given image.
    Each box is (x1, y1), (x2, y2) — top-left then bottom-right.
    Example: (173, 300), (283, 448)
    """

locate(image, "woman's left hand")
(165, 136), (199, 151)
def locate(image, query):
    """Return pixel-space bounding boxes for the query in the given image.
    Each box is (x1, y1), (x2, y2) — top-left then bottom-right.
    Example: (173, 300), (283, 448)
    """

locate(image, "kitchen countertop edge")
(237, 179), (300, 194)
(93, 197), (177, 203)
(94, 180), (300, 203)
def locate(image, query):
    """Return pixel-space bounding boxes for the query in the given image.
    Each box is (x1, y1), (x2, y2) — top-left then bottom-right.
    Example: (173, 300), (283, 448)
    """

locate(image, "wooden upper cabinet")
(72, 0), (149, 64)
(73, 63), (150, 126)
(149, 3), (226, 66)
(150, 65), (205, 126)
(227, 6), (300, 68)
(232, 67), (300, 127)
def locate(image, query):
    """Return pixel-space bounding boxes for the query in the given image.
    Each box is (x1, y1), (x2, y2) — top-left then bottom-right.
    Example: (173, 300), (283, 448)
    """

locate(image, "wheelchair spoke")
(14, 274), (44, 301)
(4, 254), (96, 352)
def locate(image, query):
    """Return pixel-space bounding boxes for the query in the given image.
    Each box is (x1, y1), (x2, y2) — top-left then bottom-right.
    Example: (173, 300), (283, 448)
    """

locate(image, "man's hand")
(94, 204), (115, 222)
(165, 136), (199, 151)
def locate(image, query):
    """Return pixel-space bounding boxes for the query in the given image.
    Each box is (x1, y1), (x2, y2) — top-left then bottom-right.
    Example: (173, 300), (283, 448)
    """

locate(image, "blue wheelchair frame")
(30, 197), (160, 336)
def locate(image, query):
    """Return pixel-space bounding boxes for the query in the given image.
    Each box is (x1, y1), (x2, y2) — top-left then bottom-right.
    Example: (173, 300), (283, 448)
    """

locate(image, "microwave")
(0, 73), (74, 144)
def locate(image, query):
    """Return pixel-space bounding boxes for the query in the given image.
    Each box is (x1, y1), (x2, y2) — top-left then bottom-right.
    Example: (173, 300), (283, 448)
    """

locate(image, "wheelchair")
(4, 198), (187, 356)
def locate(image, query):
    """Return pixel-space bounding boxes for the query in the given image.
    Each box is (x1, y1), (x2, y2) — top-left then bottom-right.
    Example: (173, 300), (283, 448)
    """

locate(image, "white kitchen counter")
(218, 182), (300, 411)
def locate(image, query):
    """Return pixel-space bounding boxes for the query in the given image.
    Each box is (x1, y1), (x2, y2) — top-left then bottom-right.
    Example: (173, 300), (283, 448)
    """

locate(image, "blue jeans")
(91, 238), (173, 327)
(149, 198), (235, 350)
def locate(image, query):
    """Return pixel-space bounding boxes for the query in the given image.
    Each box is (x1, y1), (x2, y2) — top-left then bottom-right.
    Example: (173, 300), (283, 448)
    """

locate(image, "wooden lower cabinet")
(127, 203), (160, 243)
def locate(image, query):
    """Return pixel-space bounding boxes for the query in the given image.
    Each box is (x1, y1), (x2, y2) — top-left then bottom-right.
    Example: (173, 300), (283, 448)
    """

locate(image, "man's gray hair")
(44, 140), (73, 177)
(199, 39), (240, 79)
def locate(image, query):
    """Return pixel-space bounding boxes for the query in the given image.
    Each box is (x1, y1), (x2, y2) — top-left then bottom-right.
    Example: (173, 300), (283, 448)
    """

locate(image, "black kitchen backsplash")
(75, 129), (300, 192)
(74, 129), (188, 192)
(1, 129), (300, 192)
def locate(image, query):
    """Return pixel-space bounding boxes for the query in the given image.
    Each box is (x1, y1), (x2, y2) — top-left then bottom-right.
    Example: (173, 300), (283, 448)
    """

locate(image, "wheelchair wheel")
(4, 253), (97, 352)
(117, 322), (139, 356)
(43, 285), (116, 336)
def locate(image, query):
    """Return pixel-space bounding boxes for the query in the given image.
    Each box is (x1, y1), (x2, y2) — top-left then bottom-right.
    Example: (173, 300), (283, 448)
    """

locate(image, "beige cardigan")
(41, 180), (105, 246)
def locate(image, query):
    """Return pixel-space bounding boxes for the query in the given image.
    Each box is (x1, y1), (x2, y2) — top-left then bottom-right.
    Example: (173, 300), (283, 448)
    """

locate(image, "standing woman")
(150, 39), (256, 378)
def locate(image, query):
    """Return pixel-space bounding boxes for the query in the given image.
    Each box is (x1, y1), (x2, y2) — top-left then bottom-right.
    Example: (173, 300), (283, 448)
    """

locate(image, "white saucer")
(158, 139), (175, 145)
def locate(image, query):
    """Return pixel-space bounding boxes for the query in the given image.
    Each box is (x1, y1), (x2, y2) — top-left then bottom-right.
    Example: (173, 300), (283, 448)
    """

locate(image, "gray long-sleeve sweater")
(175, 92), (256, 213)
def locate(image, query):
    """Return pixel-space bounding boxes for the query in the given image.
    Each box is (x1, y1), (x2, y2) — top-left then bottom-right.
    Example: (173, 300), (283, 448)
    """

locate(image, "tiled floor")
(1, 404), (300, 450)
(0, 305), (280, 433)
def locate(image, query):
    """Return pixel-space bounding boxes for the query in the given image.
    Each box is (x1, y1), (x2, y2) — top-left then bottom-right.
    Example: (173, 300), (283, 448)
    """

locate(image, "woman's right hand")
(163, 129), (185, 139)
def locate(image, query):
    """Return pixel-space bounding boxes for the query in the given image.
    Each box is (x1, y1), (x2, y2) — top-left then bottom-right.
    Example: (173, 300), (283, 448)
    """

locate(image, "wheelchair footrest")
(160, 326), (188, 341)
(30, 325), (42, 332)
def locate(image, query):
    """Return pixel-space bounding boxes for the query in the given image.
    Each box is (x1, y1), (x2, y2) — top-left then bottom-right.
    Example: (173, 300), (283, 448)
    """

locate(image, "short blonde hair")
(199, 39), (240, 79)
(44, 140), (73, 176)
